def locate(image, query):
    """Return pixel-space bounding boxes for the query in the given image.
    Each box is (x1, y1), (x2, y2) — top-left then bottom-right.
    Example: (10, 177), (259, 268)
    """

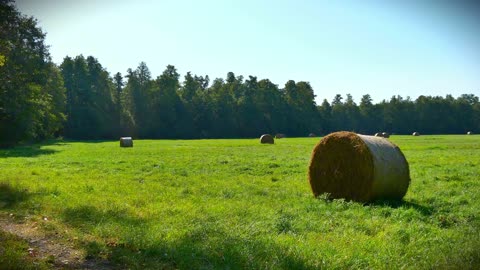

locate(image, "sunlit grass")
(1, 135), (479, 269)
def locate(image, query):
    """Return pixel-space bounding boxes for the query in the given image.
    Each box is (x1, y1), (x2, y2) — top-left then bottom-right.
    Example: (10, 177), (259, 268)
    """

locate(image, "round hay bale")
(412, 132), (420, 136)
(308, 131), (410, 202)
(374, 132), (381, 137)
(120, 137), (133, 147)
(467, 131), (472, 135)
(260, 134), (274, 144)
(275, 133), (286, 139)
(308, 133), (317, 137)
(382, 132), (390, 138)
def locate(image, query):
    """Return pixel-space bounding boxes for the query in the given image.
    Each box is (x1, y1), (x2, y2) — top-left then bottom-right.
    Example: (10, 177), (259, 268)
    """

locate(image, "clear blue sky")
(16, 0), (480, 104)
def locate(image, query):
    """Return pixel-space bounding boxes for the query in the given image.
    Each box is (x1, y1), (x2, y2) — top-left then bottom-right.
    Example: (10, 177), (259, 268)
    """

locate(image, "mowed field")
(0, 135), (479, 269)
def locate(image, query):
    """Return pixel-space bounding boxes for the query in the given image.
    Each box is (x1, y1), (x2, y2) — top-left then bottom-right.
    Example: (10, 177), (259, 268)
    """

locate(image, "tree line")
(1, 1), (479, 147)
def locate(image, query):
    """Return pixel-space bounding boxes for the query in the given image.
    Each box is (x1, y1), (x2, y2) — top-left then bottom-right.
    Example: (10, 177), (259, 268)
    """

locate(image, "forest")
(1, 0), (479, 147)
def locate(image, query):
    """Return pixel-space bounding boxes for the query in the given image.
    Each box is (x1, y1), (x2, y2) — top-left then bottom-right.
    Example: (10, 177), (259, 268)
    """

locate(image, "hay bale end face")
(275, 133), (286, 139)
(308, 131), (410, 202)
(120, 137), (133, 147)
(260, 134), (274, 144)
(467, 131), (472, 135)
(374, 132), (381, 137)
(412, 132), (420, 136)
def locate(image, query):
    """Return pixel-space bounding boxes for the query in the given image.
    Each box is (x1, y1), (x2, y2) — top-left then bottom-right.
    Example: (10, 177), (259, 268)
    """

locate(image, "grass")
(0, 230), (51, 270)
(0, 135), (479, 269)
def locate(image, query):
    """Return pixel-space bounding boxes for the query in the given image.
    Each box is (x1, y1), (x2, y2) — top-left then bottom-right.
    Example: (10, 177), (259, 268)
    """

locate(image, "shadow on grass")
(371, 199), (434, 216)
(0, 183), (30, 209)
(0, 140), (65, 158)
(62, 139), (114, 144)
(61, 205), (316, 269)
(62, 206), (145, 231)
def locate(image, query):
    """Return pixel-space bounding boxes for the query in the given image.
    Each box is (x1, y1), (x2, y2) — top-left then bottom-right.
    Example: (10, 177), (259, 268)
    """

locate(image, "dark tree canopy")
(0, 0), (65, 147)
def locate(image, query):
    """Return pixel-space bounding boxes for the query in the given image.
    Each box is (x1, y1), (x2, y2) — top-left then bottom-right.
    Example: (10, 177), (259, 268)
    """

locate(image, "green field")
(1, 136), (479, 269)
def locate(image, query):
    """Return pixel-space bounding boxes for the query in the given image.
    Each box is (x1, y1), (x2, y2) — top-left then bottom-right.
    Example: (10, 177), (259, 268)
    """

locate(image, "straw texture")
(308, 131), (410, 202)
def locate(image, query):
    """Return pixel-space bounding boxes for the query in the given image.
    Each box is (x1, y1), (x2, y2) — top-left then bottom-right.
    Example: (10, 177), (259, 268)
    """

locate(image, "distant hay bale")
(275, 133), (286, 139)
(308, 131), (410, 202)
(308, 133), (317, 137)
(412, 132), (420, 136)
(374, 132), (389, 138)
(120, 137), (133, 147)
(260, 134), (274, 144)
(467, 131), (472, 135)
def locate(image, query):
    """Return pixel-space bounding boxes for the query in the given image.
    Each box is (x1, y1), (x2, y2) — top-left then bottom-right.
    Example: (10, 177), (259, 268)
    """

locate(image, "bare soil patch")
(0, 214), (112, 270)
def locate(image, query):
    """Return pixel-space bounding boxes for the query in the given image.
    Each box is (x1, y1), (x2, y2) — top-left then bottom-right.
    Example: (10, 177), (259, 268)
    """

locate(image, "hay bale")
(275, 133), (286, 139)
(308, 133), (317, 137)
(308, 131), (410, 202)
(467, 131), (472, 135)
(412, 132), (420, 136)
(375, 132), (389, 138)
(120, 137), (133, 147)
(260, 134), (274, 144)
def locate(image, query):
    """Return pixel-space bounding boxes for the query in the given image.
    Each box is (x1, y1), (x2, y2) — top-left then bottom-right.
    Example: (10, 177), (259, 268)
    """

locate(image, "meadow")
(0, 135), (479, 269)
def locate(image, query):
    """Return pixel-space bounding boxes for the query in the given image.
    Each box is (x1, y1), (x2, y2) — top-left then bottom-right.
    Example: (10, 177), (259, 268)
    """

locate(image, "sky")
(15, 0), (480, 104)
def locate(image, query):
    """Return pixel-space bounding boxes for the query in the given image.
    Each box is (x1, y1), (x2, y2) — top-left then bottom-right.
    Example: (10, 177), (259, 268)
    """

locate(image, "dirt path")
(0, 214), (112, 269)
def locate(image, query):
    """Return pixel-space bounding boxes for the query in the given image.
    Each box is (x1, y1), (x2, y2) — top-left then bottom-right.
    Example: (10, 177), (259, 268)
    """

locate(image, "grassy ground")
(0, 229), (51, 270)
(0, 135), (479, 269)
